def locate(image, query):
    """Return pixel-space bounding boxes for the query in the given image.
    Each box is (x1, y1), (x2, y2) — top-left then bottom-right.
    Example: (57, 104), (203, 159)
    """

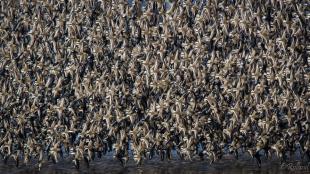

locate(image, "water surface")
(1, 153), (308, 174)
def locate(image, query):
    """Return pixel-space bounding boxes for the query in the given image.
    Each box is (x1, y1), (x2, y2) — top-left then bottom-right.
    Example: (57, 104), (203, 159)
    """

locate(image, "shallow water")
(1, 153), (309, 174)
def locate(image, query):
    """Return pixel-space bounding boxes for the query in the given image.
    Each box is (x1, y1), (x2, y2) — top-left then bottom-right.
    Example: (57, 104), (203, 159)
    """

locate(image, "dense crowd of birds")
(0, 0), (309, 171)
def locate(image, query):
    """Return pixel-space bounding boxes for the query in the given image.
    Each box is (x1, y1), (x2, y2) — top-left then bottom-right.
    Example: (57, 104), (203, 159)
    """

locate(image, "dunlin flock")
(0, 0), (309, 171)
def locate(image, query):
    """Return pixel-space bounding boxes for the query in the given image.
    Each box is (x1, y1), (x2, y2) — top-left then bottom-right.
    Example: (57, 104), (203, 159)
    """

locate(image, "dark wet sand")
(1, 152), (309, 174)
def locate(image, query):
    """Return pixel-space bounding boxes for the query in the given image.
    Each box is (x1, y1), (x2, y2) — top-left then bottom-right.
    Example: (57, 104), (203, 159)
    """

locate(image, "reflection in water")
(1, 153), (308, 174)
